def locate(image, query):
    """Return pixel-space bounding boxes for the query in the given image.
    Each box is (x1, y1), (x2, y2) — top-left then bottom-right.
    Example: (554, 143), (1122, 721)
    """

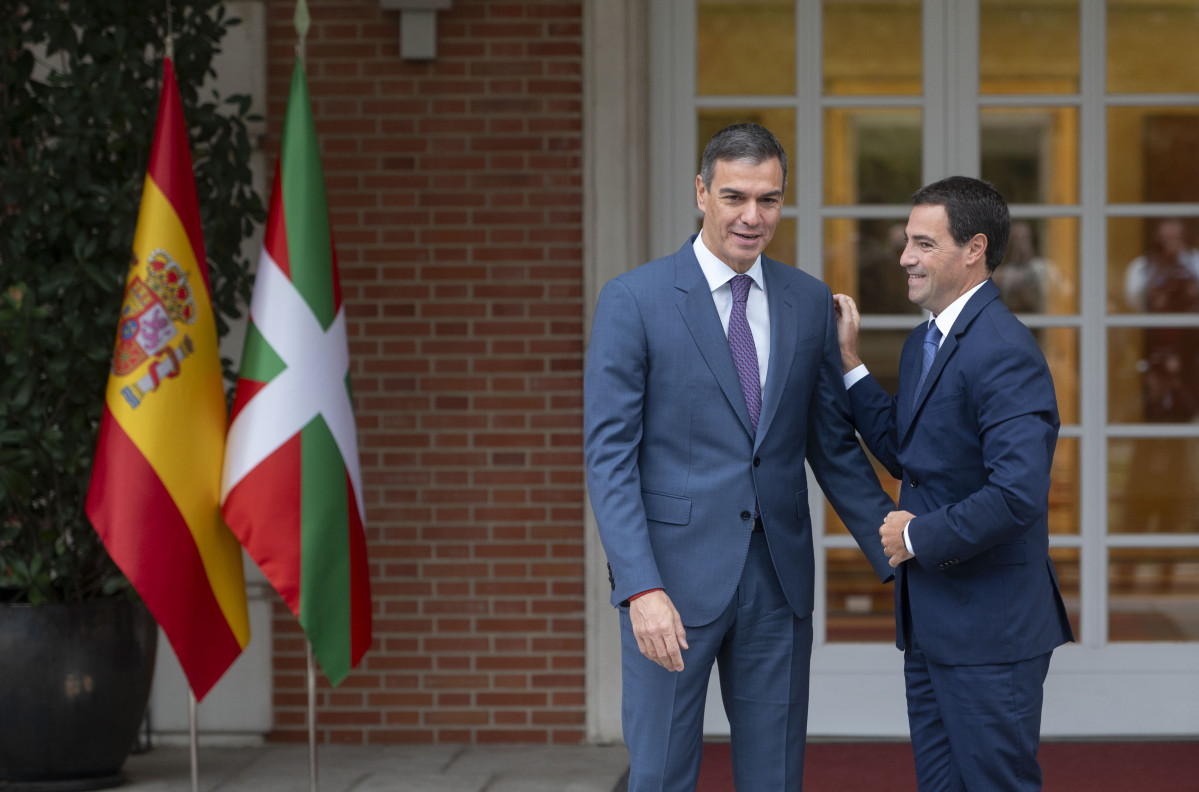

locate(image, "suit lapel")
(756, 259), (794, 448)
(674, 247), (757, 439)
(901, 280), (1002, 442)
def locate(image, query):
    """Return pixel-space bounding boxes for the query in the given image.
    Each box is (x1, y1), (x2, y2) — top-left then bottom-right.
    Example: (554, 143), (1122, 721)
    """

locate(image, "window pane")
(698, 1), (796, 96)
(981, 108), (1079, 205)
(980, 0), (1079, 95)
(767, 218), (797, 268)
(1108, 108), (1199, 204)
(1108, 218), (1199, 315)
(826, 548), (894, 642)
(1108, 1), (1199, 94)
(1108, 327), (1199, 424)
(1049, 435), (1080, 536)
(824, 0), (921, 96)
(1109, 438), (1199, 534)
(823, 108), (922, 206)
(1109, 547), (1199, 641)
(699, 108), (797, 207)
(1050, 547), (1082, 640)
(824, 218), (919, 316)
(994, 218), (1079, 315)
(1039, 327), (1080, 425)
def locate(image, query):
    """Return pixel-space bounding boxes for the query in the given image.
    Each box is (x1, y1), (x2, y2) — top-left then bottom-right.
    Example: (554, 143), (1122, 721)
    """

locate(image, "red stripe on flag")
(228, 377), (268, 426)
(86, 409), (243, 700)
(346, 472), (372, 664)
(263, 165), (290, 279)
(222, 433), (305, 617)
(149, 58), (207, 291)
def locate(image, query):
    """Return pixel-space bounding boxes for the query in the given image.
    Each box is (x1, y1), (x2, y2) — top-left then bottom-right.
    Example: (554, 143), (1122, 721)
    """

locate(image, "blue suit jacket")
(584, 238), (894, 627)
(847, 279), (1074, 664)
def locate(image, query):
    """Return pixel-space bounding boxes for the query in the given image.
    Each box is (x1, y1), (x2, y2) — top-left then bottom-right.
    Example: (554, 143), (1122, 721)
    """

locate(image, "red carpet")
(695, 740), (1199, 791)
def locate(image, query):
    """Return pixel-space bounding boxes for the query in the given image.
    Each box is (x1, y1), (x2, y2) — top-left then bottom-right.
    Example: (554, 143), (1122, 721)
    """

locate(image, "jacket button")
(910, 477), (919, 488)
(740, 510), (752, 521)
(753, 457), (761, 467)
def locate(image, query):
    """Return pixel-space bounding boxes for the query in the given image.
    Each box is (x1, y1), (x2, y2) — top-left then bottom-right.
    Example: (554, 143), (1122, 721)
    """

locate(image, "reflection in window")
(1109, 547), (1199, 642)
(1109, 438), (1199, 536)
(1050, 547), (1081, 640)
(697, 1), (795, 97)
(1108, 1), (1199, 94)
(994, 218), (1079, 315)
(1108, 108), (1199, 205)
(980, 0), (1079, 95)
(981, 108), (1079, 205)
(826, 548), (894, 643)
(823, 0), (921, 96)
(824, 218), (917, 317)
(824, 109), (922, 206)
(1109, 326), (1199, 425)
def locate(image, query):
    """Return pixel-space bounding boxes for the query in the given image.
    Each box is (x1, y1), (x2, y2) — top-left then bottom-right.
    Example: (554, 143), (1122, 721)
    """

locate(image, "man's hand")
(629, 590), (689, 671)
(881, 510), (916, 568)
(832, 294), (864, 374)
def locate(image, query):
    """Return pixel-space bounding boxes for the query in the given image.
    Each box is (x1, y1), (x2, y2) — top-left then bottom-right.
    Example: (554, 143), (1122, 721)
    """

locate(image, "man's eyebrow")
(717, 187), (783, 199)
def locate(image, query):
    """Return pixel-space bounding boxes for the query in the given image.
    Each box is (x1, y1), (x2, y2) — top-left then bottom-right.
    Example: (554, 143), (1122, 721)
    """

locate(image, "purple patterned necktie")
(728, 274), (761, 435)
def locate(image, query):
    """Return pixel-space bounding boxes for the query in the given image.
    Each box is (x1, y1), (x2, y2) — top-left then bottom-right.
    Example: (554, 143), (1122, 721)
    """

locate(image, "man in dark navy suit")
(834, 176), (1075, 791)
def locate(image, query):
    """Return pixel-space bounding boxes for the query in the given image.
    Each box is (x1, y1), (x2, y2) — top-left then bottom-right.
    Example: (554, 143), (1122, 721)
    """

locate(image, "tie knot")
(731, 274), (752, 303)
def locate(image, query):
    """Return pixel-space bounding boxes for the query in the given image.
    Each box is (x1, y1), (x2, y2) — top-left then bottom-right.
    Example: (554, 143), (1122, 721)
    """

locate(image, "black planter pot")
(0, 597), (158, 790)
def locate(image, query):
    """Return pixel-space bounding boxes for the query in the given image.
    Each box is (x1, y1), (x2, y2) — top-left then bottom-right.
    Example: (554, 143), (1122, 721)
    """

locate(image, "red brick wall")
(263, 0), (585, 744)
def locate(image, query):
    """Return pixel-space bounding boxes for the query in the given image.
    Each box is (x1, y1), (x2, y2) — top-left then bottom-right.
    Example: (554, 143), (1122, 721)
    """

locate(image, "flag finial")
(294, 0), (311, 49)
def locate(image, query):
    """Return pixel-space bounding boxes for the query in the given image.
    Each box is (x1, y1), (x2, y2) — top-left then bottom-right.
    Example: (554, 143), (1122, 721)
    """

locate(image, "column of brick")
(263, 0), (585, 744)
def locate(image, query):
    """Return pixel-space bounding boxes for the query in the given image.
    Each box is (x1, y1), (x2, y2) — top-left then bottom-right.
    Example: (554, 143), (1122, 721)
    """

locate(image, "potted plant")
(0, 3), (263, 787)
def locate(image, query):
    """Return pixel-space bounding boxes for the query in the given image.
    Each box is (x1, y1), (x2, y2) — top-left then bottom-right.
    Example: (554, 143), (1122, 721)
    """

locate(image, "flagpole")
(188, 689), (199, 792)
(307, 641), (319, 792)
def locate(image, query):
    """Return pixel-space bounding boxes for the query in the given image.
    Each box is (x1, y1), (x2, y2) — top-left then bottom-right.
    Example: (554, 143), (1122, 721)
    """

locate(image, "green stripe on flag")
(238, 322), (287, 383)
(299, 413), (353, 684)
(280, 62), (336, 330)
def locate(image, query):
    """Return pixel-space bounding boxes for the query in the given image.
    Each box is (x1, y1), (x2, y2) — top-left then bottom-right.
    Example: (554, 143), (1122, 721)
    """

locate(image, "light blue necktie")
(913, 321), (942, 404)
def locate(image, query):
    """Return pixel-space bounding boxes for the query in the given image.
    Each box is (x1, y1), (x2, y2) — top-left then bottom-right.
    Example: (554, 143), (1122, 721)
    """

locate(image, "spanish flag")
(86, 58), (249, 701)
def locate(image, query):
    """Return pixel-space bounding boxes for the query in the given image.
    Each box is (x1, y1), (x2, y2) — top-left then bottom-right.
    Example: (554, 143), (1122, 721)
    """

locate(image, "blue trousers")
(905, 640), (1053, 792)
(620, 532), (814, 792)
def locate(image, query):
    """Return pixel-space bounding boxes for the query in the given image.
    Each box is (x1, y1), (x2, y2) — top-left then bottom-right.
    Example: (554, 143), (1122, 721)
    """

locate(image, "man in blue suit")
(584, 123), (896, 791)
(834, 176), (1075, 791)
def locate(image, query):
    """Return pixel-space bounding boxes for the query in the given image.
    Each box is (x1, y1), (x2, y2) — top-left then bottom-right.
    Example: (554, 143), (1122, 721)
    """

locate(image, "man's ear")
(695, 173), (706, 211)
(967, 232), (988, 267)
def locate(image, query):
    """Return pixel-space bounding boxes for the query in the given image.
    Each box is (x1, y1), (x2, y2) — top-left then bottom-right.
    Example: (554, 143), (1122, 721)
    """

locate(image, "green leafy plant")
(0, 2), (264, 603)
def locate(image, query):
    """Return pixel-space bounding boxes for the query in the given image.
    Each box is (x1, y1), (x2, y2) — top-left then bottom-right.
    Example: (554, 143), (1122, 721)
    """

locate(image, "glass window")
(697, 1), (796, 96)
(1107, 218), (1199, 316)
(1108, 1), (1199, 94)
(823, 108), (922, 206)
(826, 548), (894, 642)
(980, 0), (1079, 95)
(994, 218), (1079, 315)
(1108, 327), (1199, 424)
(1108, 438), (1199, 534)
(1050, 546), (1081, 639)
(1109, 547), (1199, 641)
(1107, 108), (1199, 205)
(823, 0), (921, 96)
(981, 108), (1079, 205)
(823, 218), (917, 316)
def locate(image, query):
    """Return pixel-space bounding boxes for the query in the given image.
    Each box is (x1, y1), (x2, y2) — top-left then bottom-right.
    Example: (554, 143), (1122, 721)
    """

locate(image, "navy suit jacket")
(584, 237), (894, 628)
(847, 279), (1074, 665)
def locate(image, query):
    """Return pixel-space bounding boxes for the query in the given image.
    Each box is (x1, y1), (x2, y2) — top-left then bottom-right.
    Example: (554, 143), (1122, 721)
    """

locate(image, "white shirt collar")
(928, 279), (989, 341)
(693, 234), (765, 293)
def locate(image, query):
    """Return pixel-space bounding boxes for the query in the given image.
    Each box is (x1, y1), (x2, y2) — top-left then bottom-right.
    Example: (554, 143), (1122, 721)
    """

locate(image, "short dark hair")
(699, 123), (788, 193)
(911, 176), (1010, 273)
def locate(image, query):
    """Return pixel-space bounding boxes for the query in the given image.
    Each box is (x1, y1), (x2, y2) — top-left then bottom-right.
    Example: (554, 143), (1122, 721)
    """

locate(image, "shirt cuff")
(843, 364), (869, 390)
(628, 588), (662, 602)
(903, 521), (915, 556)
